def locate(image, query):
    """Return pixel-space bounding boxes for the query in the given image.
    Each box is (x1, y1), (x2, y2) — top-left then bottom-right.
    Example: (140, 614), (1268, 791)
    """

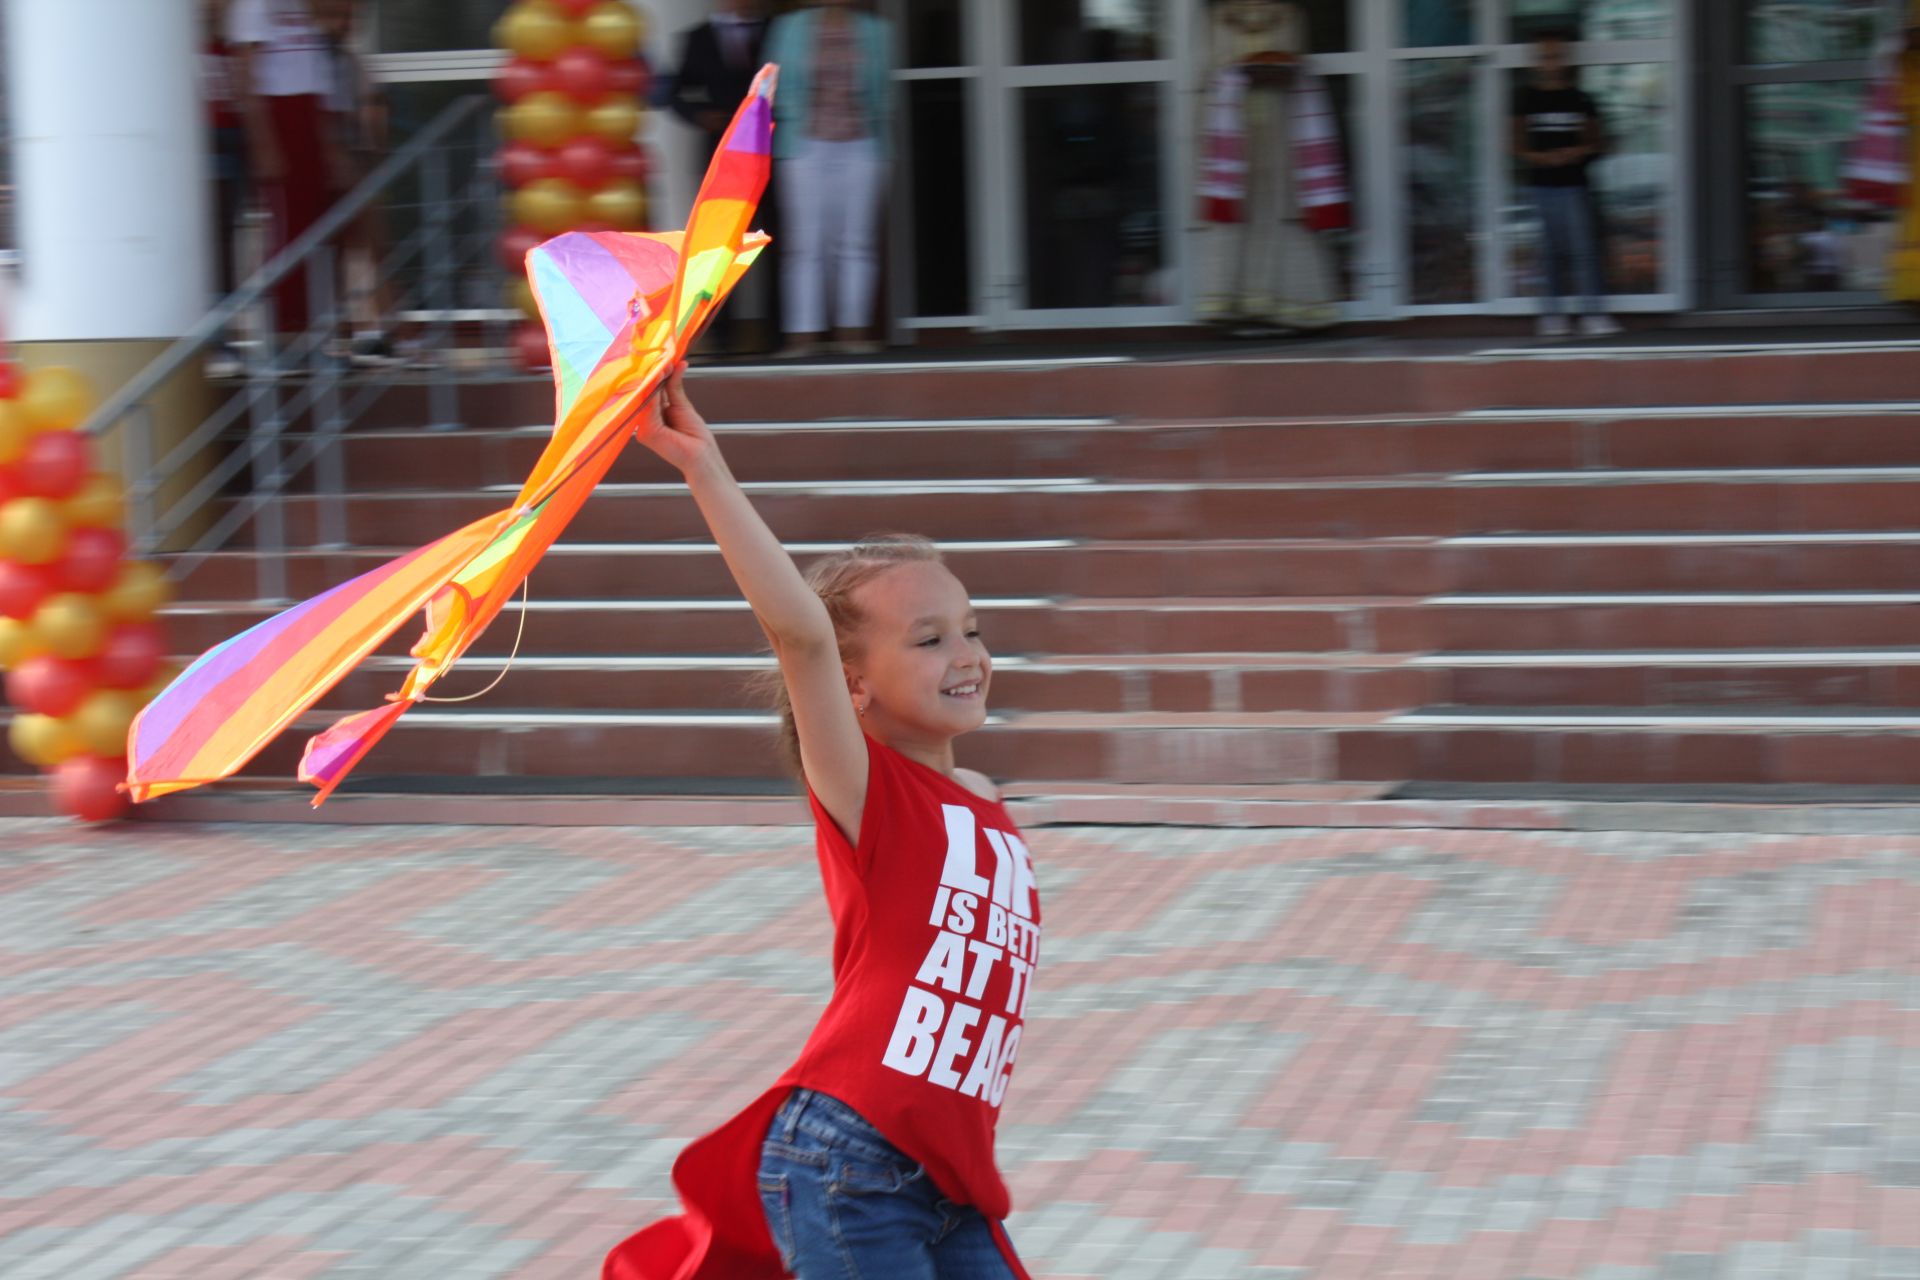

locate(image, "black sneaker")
(347, 332), (402, 368)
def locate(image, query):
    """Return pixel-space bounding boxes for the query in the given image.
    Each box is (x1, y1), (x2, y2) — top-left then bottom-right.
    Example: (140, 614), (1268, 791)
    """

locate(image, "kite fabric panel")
(125, 65), (780, 806)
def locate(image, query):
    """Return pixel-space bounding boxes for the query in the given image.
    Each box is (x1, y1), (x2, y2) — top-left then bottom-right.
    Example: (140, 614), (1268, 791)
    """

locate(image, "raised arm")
(632, 367), (870, 837)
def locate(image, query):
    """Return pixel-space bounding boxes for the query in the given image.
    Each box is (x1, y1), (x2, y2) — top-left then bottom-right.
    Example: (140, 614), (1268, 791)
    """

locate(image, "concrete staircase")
(62, 338), (1920, 812)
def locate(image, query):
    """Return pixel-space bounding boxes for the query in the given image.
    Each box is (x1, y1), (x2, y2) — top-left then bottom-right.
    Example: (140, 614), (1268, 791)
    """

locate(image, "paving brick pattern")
(1, 818), (1916, 1279)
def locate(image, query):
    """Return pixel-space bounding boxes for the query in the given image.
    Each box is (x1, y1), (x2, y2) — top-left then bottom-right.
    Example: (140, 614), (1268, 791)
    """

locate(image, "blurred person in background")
(1511, 28), (1618, 339)
(764, 0), (893, 359)
(228, 0), (335, 355)
(314, 0), (405, 366)
(202, 0), (250, 377)
(670, 0), (777, 355)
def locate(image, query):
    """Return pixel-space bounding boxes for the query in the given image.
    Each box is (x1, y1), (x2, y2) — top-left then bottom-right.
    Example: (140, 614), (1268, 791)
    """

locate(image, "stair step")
(162, 597), (1382, 657)
(320, 410), (1920, 488)
(247, 474), (1920, 546)
(349, 348), (1920, 427)
(171, 534), (1920, 600)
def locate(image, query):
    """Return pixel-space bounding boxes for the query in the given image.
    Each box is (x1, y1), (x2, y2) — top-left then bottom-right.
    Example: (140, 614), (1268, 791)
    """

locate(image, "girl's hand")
(633, 364), (718, 474)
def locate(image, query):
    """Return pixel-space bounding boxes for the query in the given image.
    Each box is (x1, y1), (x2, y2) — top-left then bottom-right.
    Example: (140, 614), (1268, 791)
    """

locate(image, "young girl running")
(603, 366), (1041, 1280)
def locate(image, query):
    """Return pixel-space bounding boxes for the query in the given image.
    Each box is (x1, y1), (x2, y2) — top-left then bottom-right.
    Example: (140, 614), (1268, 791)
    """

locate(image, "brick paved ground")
(1, 818), (1917, 1279)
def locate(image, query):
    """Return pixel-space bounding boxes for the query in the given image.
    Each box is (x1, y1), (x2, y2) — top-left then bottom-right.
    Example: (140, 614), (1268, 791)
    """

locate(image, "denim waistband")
(776, 1088), (908, 1168)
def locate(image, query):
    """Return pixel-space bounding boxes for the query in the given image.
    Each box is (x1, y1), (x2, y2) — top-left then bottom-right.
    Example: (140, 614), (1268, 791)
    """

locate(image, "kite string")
(421, 577), (530, 704)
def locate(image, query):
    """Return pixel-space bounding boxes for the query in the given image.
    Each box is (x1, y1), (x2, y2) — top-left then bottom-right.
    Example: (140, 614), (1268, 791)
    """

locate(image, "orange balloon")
(494, 2), (575, 61)
(504, 90), (579, 147)
(584, 178), (647, 230)
(0, 616), (45, 669)
(0, 497), (69, 565)
(71, 689), (141, 758)
(511, 176), (584, 233)
(8, 712), (82, 768)
(100, 561), (171, 623)
(20, 366), (93, 433)
(581, 96), (642, 144)
(579, 1), (643, 58)
(63, 473), (125, 531)
(32, 592), (106, 660)
(0, 402), (28, 464)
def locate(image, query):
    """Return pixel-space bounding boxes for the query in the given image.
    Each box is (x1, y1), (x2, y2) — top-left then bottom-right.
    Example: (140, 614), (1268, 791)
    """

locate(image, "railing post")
(424, 145), (460, 431)
(247, 321), (289, 604)
(125, 405), (156, 555)
(309, 244), (348, 550)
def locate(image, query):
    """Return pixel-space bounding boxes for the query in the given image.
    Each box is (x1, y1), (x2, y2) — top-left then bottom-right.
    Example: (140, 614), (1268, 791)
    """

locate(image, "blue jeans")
(1530, 184), (1603, 316)
(757, 1089), (1019, 1279)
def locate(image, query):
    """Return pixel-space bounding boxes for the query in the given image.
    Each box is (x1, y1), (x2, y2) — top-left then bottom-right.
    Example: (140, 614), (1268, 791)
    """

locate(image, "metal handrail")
(83, 92), (508, 601)
(78, 93), (491, 439)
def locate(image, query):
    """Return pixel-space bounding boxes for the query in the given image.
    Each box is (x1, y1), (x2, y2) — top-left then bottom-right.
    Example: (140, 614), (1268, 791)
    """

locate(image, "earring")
(857, 703), (867, 717)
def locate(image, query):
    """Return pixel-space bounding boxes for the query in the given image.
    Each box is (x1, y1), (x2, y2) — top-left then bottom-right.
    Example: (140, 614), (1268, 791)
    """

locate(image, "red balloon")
(6, 655), (92, 717)
(0, 560), (52, 620)
(93, 621), (165, 690)
(495, 55), (559, 104)
(513, 323), (551, 372)
(19, 431), (89, 499)
(553, 46), (614, 103)
(0, 364), (19, 400)
(53, 754), (130, 823)
(606, 59), (651, 99)
(497, 225), (545, 272)
(551, 0), (602, 16)
(0, 464), (21, 505)
(556, 135), (616, 190)
(498, 141), (560, 189)
(51, 525), (125, 594)
(608, 145), (651, 185)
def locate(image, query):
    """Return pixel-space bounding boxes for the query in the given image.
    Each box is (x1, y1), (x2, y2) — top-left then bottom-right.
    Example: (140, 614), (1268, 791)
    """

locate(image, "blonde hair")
(754, 533), (944, 776)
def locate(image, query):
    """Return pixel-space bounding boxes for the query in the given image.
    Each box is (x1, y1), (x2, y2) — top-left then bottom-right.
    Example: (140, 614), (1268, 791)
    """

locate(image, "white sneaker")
(1579, 314), (1621, 338)
(1537, 313), (1570, 339)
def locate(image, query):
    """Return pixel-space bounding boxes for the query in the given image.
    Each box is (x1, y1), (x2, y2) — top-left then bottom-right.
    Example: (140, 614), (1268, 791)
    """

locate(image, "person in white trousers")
(765, 0), (893, 358)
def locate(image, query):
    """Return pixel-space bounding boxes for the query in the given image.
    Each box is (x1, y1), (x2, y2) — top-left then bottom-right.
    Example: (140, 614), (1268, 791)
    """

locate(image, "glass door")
(1370, 0), (1682, 314)
(987, 1), (1189, 327)
(1697, 0), (1912, 307)
(892, 1), (1190, 331)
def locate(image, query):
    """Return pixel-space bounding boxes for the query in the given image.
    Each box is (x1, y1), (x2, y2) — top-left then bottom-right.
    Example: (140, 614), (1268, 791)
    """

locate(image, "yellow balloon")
(0, 616), (45, 670)
(580, 1), (642, 58)
(137, 662), (182, 707)
(8, 712), (82, 768)
(0, 497), (69, 565)
(506, 276), (540, 318)
(511, 177), (584, 234)
(504, 90), (579, 147)
(100, 561), (171, 623)
(582, 96), (642, 144)
(0, 402), (28, 464)
(20, 366), (93, 433)
(585, 178), (648, 230)
(494, 1), (575, 60)
(63, 473), (125, 531)
(71, 689), (141, 758)
(32, 593), (106, 661)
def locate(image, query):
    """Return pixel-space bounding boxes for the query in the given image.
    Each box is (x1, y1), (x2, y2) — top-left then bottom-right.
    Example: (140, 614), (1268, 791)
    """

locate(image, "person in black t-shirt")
(1511, 30), (1618, 339)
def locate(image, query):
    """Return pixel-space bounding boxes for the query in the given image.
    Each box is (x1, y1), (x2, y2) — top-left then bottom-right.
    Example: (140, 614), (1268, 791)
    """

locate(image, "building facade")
(52, 0), (1912, 337)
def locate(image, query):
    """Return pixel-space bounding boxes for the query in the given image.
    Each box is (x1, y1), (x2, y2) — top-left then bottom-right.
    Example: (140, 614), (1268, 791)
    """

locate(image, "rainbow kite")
(126, 67), (778, 806)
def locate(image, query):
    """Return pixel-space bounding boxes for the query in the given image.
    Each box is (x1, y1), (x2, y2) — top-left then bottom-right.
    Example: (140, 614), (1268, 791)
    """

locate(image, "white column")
(5, 0), (211, 342)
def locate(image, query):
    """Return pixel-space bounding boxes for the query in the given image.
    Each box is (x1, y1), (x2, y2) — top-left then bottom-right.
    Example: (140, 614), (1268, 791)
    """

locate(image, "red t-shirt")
(604, 737), (1043, 1279)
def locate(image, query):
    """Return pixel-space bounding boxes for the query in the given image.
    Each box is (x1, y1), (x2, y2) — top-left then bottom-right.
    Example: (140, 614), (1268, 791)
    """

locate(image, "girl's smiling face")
(845, 561), (991, 745)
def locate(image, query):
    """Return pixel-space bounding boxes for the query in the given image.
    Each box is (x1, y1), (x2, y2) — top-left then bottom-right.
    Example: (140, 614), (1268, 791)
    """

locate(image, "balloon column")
(0, 366), (173, 822)
(495, 0), (654, 370)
